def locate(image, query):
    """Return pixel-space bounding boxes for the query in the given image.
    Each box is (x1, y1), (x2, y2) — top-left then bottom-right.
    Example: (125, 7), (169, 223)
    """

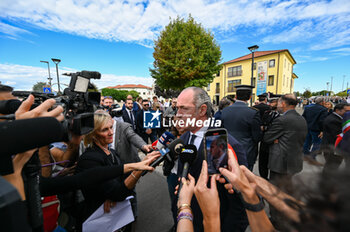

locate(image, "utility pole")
(330, 76), (333, 96)
(40, 61), (52, 87)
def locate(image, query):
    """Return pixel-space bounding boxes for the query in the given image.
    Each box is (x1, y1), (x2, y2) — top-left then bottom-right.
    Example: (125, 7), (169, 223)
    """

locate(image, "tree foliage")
(302, 89), (312, 98)
(154, 84), (181, 98)
(101, 88), (139, 101)
(32, 82), (47, 92)
(150, 15), (222, 90)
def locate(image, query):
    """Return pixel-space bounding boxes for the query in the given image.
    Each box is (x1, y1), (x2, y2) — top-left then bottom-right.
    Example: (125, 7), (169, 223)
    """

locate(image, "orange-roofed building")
(206, 49), (298, 104)
(106, 84), (155, 99)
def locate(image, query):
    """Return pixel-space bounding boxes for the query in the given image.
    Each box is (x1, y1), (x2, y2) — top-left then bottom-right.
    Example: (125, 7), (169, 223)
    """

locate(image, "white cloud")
(0, 0), (349, 48)
(0, 21), (33, 39)
(0, 63), (154, 91)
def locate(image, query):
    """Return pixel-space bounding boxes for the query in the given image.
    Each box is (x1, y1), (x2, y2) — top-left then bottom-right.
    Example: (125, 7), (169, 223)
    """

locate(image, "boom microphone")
(0, 117), (64, 158)
(141, 138), (184, 176)
(178, 144), (197, 193)
(0, 99), (22, 114)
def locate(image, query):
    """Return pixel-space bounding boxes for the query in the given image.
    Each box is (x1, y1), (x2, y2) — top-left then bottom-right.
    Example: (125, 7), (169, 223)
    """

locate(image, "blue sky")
(1, 0), (350, 93)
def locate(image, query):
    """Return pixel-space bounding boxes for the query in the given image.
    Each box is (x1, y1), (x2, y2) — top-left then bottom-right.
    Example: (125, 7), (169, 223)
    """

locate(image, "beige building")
(107, 84), (155, 99)
(207, 49), (298, 104)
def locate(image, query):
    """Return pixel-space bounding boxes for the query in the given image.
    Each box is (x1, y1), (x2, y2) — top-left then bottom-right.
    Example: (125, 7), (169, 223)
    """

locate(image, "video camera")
(10, 70), (101, 140)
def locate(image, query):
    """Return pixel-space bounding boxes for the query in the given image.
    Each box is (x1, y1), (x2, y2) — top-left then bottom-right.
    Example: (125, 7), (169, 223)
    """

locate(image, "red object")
(151, 140), (158, 150)
(228, 144), (238, 161)
(41, 195), (60, 232)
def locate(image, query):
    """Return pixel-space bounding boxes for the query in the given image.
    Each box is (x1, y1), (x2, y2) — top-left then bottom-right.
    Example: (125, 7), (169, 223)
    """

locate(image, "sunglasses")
(143, 104), (149, 106)
(104, 96), (113, 99)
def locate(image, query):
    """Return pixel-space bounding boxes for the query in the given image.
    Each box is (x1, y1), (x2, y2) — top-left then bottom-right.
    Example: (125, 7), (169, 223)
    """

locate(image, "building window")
(269, 59), (275, 67)
(253, 63), (256, 70)
(216, 83), (220, 94)
(253, 77), (256, 87)
(288, 63), (290, 71)
(227, 65), (242, 77)
(207, 83), (210, 91)
(283, 74), (285, 86)
(217, 71), (220, 76)
(268, 75), (274, 86)
(227, 79), (241, 92)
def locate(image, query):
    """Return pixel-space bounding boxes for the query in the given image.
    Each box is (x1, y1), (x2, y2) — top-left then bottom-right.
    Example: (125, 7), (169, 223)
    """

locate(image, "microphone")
(156, 131), (175, 151)
(0, 117), (65, 158)
(0, 99), (22, 114)
(178, 144), (197, 193)
(141, 138), (184, 176)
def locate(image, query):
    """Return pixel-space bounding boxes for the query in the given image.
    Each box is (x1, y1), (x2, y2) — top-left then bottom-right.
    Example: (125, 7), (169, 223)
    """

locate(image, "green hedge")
(101, 88), (139, 101)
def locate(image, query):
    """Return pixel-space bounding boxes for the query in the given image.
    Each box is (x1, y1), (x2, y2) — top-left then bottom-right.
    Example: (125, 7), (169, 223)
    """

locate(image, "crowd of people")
(1, 83), (350, 232)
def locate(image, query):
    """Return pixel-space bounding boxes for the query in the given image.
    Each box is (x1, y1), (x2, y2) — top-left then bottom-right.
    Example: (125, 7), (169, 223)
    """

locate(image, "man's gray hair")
(315, 97), (325, 104)
(185, 87), (213, 117)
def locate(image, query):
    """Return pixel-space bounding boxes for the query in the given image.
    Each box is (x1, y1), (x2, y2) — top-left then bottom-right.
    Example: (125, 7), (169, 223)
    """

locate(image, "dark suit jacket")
(264, 109), (307, 175)
(136, 109), (146, 135)
(254, 103), (271, 119)
(122, 109), (136, 128)
(178, 130), (248, 232)
(322, 112), (343, 146)
(221, 101), (262, 166)
(302, 103), (328, 132)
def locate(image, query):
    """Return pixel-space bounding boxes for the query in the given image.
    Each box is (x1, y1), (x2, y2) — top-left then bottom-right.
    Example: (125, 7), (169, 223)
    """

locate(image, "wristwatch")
(236, 190), (265, 212)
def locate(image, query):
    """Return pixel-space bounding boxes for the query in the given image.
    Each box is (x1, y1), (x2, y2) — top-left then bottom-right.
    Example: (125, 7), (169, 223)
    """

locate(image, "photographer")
(76, 110), (160, 223)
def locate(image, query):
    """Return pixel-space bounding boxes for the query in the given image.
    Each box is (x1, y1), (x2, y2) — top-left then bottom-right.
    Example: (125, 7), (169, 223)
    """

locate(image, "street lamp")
(51, 58), (61, 94)
(40, 60), (52, 87)
(248, 45), (259, 105)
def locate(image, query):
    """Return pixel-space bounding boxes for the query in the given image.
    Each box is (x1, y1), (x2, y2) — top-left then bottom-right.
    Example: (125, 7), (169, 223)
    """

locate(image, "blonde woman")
(76, 110), (160, 221)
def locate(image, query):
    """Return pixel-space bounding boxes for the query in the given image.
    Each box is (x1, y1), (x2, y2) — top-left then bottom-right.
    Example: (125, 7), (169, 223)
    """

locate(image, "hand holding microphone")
(178, 145), (198, 194)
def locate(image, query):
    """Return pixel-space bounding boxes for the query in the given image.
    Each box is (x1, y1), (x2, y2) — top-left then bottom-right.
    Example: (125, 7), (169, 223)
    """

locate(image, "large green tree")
(150, 16), (222, 90)
(32, 82), (47, 92)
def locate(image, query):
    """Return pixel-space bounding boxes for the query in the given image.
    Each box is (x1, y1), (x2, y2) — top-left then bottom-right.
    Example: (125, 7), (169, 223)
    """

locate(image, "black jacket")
(76, 145), (132, 219)
(322, 112), (343, 146)
(177, 130), (248, 232)
(254, 103), (271, 119)
(264, 109), (307, 174)
(302, 103), (328, 132)
(122, 109), (136, 130)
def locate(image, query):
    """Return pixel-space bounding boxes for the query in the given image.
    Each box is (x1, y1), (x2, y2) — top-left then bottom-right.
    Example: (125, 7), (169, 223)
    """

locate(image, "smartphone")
(204, 128), (228, 174)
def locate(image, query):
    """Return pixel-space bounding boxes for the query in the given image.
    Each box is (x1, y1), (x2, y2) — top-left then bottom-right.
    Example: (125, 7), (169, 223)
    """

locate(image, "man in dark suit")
(322, 103), (350, 173)
(254, 94), (271, 119)
(122, 99), (137, 131)
(176, 87), (248, 232)
(263, 94), (307, 230)
(135, 99), (157, 143)
(221, 85), (262, 170)
(302, 97), (328, 164)
(264, 94), (307, 183)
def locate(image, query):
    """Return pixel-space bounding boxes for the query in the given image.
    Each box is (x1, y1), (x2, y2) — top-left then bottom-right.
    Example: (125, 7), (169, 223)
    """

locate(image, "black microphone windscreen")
(168, 138), (184, 158)
(0, 117), (64, 157)
(179, 144), (197, 165)
(0, 99), (22, 114)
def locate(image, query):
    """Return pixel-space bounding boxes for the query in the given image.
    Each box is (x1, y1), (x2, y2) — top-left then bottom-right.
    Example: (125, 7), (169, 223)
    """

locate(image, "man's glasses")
(143, 104), (149, 106)
(104, 96), (113, 99)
